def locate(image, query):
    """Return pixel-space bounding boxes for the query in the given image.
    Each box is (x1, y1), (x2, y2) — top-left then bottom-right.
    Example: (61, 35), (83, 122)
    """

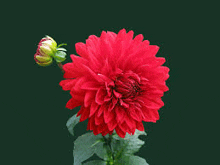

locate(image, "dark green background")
(2, 1), (215, 165)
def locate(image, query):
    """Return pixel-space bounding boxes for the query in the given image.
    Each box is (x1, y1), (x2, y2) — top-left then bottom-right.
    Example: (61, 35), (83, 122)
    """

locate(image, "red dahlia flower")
(60, 29), (169, 138)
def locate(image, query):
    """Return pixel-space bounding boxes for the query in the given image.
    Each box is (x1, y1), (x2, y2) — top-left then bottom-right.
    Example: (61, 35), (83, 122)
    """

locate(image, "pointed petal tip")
(134, 34), (144, 42)
(118, 28), (127, 34)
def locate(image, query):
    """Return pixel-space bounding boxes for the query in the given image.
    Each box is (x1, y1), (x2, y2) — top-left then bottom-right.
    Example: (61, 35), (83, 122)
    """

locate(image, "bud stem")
(57, 62), (64, 73)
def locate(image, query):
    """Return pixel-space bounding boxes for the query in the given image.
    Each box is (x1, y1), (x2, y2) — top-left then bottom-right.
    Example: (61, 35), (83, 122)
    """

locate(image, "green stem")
(57, 62), (64, 73)
(103, 135), (115, 165)
(109, 135), (115, 161)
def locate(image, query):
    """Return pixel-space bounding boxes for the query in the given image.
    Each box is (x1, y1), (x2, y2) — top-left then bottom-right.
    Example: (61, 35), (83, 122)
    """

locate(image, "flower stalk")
(57, 62), (64, 73)
(103, 135), (115, 165)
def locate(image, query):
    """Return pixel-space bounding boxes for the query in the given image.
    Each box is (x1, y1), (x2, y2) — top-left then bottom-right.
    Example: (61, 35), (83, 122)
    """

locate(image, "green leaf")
(54, 51), (66, 62)
(74, 133), (104, 165)
(112, 130), (147, 157)
(66, 114), (80, 136)
(118, 155), (149, 165)
(83, 160), (106, 165)
(123, 130), (146, 155)
(94, 137), (108, 160)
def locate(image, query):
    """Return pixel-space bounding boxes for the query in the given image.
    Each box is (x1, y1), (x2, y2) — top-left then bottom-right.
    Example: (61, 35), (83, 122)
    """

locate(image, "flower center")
(114, 72), (141, 99)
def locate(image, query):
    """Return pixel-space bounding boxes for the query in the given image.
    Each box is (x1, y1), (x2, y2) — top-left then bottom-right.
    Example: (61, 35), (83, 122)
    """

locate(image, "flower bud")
(34, 53), (53, 66)
(34, 35), (67, 67)
(37, 36), (57, 57)
(39, 45), (54, 57)
(41, 36), (57, 52)
(34, 36), (57, 66)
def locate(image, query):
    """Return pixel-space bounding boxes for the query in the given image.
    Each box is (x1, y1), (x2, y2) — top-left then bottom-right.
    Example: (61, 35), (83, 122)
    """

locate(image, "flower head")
(60, 29), (169, 138)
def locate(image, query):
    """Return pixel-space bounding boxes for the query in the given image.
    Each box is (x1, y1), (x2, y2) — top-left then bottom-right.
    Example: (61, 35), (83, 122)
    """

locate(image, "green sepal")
(56, 47), (67, 51)
(57, 43), (67, 48)
(66, 114), (80, 136)
(54, 51), (66, 62)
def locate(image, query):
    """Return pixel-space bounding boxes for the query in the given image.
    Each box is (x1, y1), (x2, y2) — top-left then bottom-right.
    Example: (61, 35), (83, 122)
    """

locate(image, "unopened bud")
(34, 35), (67, 67)
(34, 53), (53, 67)
(39, 45), (54, 57)
(41, 36), (57, 52)
(38, 36), (57, 56)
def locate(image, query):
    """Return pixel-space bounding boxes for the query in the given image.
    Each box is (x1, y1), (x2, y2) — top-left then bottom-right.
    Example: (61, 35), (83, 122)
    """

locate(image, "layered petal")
(60, 29), (169, 138)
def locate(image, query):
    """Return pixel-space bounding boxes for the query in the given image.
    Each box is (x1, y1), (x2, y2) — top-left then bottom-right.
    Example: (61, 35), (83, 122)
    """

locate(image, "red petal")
(89, 101), (99, 117)
(142, 96), (164, 108)
(79, 106), (90, 122)
(96, 123), (106, 134)
(73, 77), (87, 92)
(134, 34), (144, 42)
(104, 95), (112, 102)
(81, 64), (103, 82)
(144, 45), (159, 57)
(127, 30), (134, 40)
(108, 97), (118, 111)
(95, 113), (104, 125)
(84, 91), (96, 107)
(89, 115), (96, 130)
(136, 121), (145, 131)
(93, 127), (99, 135)
(118, 122), (130, 134)
(81, 81), (100, 90)
(97, 74), (112, 84)
(70, 92), (85, 102)
(86, 35), (100, 56)
(87, 119), (91, 130)
(97, 104), (105, 117)
(119, 99), (129, 109)
(113, 90), (122, 98)
(104, 107), (115, 124)
(76, 107), (84, 117)
(124, 112), (136, 130)
(107, 118), (117, 131)
(66, 98), (82, 109)
(115, 126), (126, 138)
(114, 106), (126, 123)
(142, 108), (159, 123)
(59, 79), (77, 91)
(115, 106), (126, 124)
(95, 88), (106, 105)
(75, 42), (89, 58)
(100, 32), (113, 57)
(106, 31), (117, 41)
(63, 63), (78, 78)
(70, 54), (88, 65)
(129, 108), (142, 122)
(117, 29), (127, 40)
(101, 128), (110, 136)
